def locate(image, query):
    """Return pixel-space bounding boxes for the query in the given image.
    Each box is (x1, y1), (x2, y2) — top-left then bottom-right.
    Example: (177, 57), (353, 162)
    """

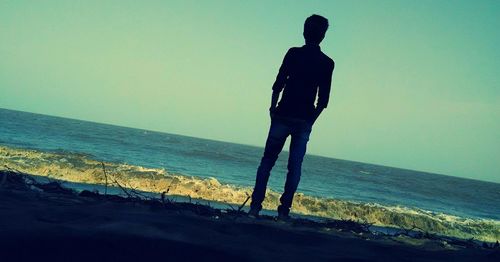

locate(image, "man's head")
(303, 14), (329, 45)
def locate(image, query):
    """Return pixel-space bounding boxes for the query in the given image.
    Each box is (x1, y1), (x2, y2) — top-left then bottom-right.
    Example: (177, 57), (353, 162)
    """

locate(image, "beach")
(0, 170), (498, 262)
(1, 143), (499, 244)
(1, 109), (499, 261)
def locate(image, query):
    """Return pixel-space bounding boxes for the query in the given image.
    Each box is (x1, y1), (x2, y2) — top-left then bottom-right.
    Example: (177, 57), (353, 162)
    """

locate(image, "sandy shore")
(2, 145), (498, 243)
(0, 170), (498, 262)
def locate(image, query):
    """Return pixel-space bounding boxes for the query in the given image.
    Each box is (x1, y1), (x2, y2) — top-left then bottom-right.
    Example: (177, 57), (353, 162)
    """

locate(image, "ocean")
(0, 108), (498, 242)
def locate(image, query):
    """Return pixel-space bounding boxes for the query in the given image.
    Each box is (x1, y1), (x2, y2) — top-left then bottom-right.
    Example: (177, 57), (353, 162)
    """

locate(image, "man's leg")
(278, 122), (311, 216)
(250, 119), (289, 212)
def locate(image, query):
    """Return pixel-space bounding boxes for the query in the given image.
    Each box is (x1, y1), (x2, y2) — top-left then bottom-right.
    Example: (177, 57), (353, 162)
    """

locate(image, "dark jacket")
(272, 44), (335, 120)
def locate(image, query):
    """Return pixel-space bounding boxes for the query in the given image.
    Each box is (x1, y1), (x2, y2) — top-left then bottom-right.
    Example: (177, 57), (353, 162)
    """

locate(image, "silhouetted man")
(249, 14), (334, 219)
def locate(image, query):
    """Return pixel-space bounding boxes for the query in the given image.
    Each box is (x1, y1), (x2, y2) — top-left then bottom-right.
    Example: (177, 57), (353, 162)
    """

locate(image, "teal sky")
(1, 0), (499, 183)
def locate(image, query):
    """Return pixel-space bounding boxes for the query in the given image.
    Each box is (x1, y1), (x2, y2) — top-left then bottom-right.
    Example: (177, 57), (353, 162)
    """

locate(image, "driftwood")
(101, 162), (132, 198)
(0, 167), (69, 195)
(100, 162), (108, 196)
(100, 162), (149, 201)
(238, 193), (251, 212)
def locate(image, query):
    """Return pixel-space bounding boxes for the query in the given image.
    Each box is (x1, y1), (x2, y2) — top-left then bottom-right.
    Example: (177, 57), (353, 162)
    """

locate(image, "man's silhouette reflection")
(249, 14), (335, 219)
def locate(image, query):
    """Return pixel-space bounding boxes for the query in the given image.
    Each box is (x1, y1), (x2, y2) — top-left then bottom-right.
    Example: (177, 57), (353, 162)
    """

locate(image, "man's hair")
(304, 14), (329, 44)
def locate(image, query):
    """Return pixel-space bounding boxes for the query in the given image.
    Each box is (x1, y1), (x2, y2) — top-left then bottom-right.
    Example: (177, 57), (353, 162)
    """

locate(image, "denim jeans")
(250, 115), (312, 215)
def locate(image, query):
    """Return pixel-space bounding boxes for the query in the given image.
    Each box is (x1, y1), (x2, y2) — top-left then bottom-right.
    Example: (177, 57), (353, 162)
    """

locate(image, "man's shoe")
(276, 205), (291, 221)
(248, 208), (260, 219)
(277, 212), (291, 222)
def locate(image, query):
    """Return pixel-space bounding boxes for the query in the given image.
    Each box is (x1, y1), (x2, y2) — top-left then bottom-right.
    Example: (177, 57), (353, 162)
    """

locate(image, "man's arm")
(270, 49), (293, 114)
(312, 60), (335, 123)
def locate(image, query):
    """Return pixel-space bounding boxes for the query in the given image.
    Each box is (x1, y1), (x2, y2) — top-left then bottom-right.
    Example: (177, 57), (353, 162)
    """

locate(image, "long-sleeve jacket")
(272, 44), (335, 120)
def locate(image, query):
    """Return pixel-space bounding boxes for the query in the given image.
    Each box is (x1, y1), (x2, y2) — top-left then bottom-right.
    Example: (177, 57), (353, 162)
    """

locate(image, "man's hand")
(269, 107), (277, 119)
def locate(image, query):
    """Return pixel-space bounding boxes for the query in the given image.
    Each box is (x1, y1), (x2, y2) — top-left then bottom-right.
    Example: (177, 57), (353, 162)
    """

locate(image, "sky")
(0, 0), (499, 183)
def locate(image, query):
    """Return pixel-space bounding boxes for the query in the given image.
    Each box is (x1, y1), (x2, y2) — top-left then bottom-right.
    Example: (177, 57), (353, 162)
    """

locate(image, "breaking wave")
(1, 145), (498, 242)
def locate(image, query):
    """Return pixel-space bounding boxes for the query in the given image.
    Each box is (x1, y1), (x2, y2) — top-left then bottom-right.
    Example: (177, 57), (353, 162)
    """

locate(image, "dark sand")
(0, 171), (498, 262)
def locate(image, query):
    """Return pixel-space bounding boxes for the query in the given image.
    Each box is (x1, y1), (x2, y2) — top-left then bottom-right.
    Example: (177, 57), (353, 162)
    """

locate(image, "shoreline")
(1, 145), (499, 243)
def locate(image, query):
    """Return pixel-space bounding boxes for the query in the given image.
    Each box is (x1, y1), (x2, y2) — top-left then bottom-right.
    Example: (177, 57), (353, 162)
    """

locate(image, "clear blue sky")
(1, 0), (499, 183)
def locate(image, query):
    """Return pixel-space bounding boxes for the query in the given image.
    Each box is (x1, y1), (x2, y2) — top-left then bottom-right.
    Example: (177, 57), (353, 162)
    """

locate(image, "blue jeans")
(250, 115), (312, 215)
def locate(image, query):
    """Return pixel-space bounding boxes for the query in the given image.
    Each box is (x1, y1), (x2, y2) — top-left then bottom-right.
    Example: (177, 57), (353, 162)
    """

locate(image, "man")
(249, 14), (334, 219)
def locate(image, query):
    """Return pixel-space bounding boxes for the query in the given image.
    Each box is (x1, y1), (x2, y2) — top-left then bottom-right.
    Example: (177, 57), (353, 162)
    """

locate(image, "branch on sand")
(225, 193), (251, 219)
(1, 166), (73, 195)
(100, 162), (152, 201)
(100, 162), (108, 196)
